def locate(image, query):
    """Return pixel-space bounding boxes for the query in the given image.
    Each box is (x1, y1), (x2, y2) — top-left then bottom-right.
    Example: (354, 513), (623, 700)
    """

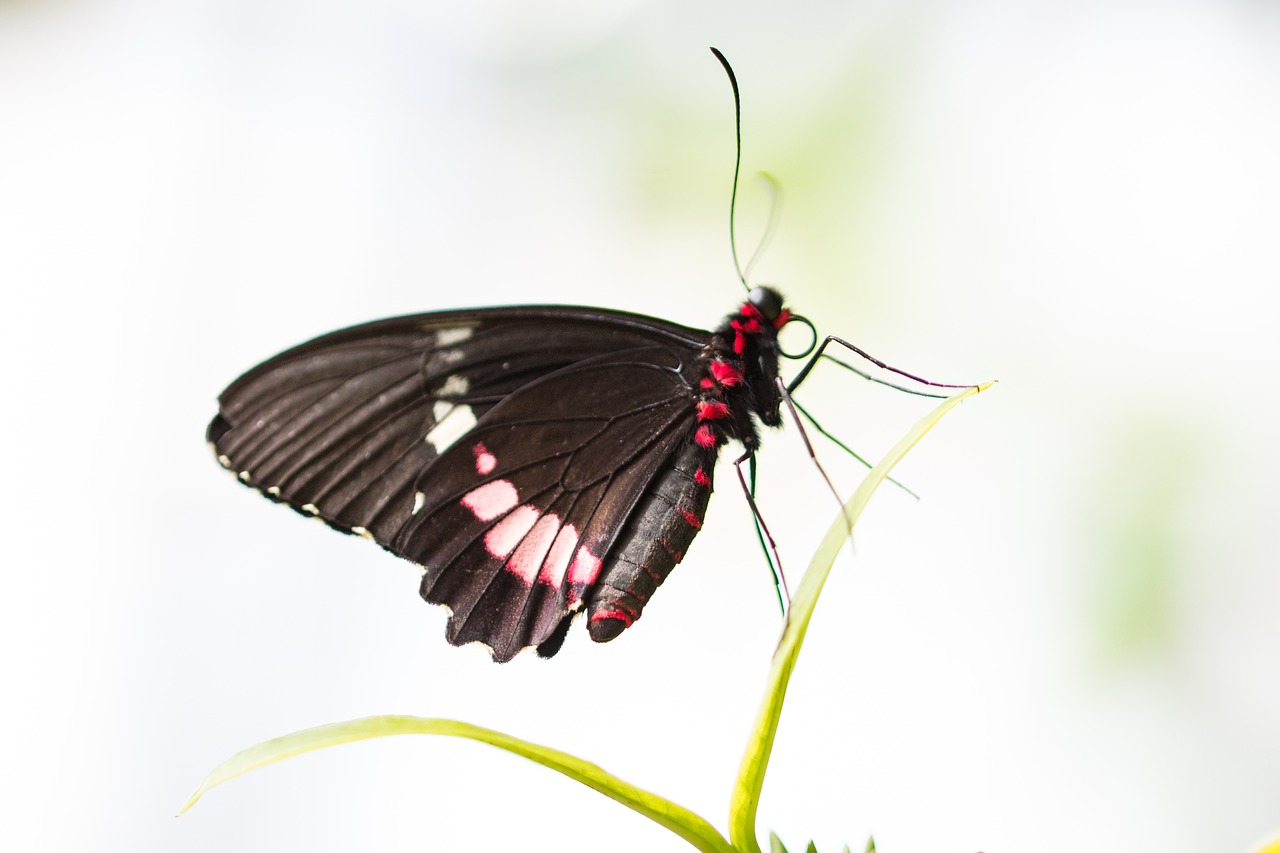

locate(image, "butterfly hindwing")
(400, 345), (701, 662)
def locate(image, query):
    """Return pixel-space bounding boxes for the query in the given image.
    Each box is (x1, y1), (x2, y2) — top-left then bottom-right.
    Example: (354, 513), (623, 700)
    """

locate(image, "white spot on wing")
(301, 503), (319, 515)
(217, 454), (231, 468)
(425, 402), (477, 453)
(267, 486), (281, 497)
(351, 526), (373, 540)
(436, 327), (473, 346)
(438, 374), (469, 396)
(412, 491), (426, 515)
(238, 470), (251, 482)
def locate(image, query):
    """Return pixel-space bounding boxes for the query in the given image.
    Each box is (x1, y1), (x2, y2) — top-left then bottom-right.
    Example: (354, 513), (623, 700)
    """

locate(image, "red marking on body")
(693, 467), (711, 487)
(568, 545), (602, 588)
(538, 524), (579, 587)
(710, 361), (742, 386)
(660, 538), (684, 562)
(773, 308), (792, 329)
(589, 609), (635, 629)
(694, 425), (718, 448)
(696, 400), (730, 421)
(472, 442), (496, 475)
(507, 513), (561, 584)
(700, 377), (715, 389)
(679, 509), (702, 529)
(461, 479), (518, 521)
(484, 505), (539, 558)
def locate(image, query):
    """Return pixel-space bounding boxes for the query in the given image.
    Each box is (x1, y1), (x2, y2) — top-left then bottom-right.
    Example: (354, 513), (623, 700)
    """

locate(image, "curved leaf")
(182, 715), (734, 853)
(729, 383), (992, 852)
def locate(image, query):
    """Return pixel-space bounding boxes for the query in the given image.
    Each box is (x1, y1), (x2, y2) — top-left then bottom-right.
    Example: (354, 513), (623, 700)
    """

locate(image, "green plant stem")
(729, 384), (990, 852)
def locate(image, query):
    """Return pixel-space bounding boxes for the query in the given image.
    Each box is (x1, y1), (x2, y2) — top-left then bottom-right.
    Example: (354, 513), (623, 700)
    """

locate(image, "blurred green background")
(1, 1), (1277, 851)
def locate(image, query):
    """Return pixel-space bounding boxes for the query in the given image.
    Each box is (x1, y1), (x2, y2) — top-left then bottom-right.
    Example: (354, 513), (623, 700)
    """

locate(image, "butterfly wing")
(208, 307), (708, 545)
(209, 307), (712, 660)
(399, 345), (702, 662)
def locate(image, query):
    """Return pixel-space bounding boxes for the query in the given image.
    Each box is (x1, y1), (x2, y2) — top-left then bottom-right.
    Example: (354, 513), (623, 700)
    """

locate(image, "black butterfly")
(208, 287), (802, 662)
(207, 50), (967, 662)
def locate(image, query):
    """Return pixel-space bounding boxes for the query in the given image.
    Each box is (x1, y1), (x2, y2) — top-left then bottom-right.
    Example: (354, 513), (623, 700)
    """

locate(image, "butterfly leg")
(781, 383), (921, 501)
(734, 448), (790, 612)
(787, 335), (974, 398)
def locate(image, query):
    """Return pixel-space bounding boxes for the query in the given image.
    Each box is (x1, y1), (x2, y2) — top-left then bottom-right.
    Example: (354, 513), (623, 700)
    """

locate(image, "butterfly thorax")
(694, 286), (792, 451)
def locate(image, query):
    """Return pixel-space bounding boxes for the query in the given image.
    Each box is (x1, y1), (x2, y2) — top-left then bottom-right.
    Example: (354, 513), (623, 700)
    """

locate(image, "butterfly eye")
(747, 286), (784, 322)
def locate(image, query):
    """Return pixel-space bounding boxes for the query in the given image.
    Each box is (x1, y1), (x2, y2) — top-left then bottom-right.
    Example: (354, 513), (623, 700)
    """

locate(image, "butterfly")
(206, 49), (967, 662)
(208, 286), (803, 661)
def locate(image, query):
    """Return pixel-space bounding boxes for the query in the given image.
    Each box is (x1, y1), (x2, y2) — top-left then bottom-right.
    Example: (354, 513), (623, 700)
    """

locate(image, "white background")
(2, 1), (1278, 851)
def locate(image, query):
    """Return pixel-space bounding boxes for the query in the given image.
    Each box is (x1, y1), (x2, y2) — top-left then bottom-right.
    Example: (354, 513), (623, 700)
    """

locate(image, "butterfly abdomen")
(587, 440), (717, 641)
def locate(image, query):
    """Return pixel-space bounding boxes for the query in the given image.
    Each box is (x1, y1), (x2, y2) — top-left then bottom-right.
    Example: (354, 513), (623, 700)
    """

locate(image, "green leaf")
(865, 836), (876, 853)
(805, 842), (818, 853)
(182, 715), (734, 853)
(729, 384), (991, 852)
(769, 832), (789, 853)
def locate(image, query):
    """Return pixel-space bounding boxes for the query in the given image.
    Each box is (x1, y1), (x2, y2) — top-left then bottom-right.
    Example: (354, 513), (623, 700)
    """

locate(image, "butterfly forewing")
(209, 308), (711, 543)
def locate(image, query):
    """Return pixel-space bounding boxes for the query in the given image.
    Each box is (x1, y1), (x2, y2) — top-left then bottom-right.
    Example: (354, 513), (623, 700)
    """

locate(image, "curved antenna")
(710, 47), (750, 292)
(742, 172), (782, 282)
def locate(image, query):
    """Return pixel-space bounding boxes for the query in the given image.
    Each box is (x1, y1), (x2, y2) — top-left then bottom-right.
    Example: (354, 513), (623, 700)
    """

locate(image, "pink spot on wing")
(461, 479), (518, 521)
(472, 442), (496, 475)
(484, 505), (539, 558)
(538, 524), (579, 588)
(568, 545), (602, 588)
(506, 512), (561, 584)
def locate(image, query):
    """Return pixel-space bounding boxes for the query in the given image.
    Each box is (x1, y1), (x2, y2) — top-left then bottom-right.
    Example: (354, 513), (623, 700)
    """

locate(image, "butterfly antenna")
(734, 450), (790, 613)
(742, 172), (782, 282)
(710, 47), (750, 293)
